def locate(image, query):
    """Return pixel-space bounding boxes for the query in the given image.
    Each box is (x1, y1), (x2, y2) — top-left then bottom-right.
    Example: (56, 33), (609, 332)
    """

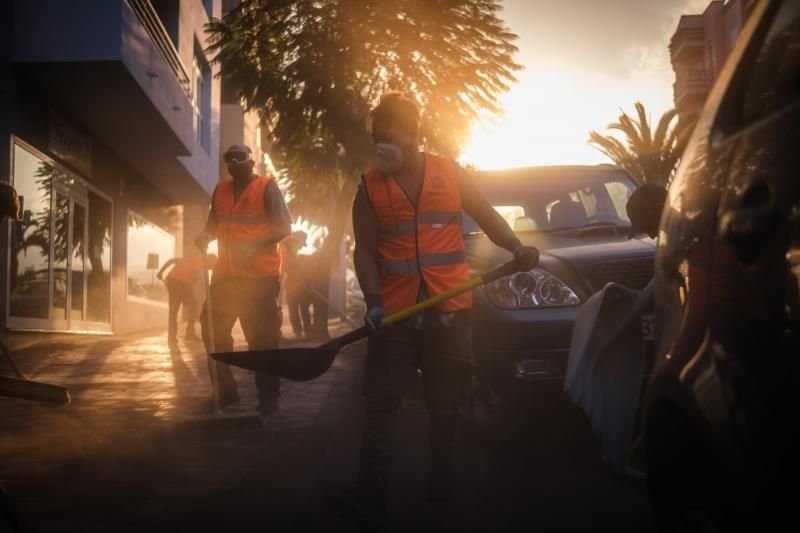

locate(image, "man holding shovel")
(195, 144), (292, 415)
(330, 93), (540, 525)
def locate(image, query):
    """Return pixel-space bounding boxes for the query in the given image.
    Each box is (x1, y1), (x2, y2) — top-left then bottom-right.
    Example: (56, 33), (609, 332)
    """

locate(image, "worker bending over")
(157, 254), (217, 346)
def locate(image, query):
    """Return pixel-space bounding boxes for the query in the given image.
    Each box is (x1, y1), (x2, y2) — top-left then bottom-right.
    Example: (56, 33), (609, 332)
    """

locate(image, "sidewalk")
(0, 318), (362, 532)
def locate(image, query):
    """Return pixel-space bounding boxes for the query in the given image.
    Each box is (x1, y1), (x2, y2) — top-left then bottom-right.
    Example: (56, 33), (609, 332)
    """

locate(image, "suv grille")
(584, 258), (654, 292)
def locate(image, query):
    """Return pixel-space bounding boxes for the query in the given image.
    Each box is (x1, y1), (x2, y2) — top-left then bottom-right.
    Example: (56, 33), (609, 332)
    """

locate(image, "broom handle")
(202, 252), (222, 415)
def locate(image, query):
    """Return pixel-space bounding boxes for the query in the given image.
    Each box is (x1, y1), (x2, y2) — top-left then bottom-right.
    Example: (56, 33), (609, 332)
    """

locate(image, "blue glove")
(364, 306), (388, 333)
(513, 244), (540, 271)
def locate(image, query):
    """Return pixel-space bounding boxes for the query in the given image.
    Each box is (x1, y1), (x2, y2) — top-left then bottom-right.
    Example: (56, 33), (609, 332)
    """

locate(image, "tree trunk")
(313, 178), (357, 338)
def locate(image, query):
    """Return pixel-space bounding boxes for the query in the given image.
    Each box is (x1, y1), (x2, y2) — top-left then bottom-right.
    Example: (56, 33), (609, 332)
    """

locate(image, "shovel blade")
(210, 347), (338, 382)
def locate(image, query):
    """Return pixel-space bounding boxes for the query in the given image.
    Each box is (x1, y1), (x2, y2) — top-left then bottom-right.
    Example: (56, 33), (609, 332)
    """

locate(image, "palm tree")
(588, 102), (695, 187)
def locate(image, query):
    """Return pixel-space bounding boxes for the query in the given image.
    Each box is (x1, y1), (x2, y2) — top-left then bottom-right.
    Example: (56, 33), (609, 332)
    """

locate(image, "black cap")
(626, 183), (667, 239)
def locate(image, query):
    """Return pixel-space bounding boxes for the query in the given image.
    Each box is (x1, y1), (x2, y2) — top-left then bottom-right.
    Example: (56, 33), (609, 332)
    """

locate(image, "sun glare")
(460, 67), (673, 170)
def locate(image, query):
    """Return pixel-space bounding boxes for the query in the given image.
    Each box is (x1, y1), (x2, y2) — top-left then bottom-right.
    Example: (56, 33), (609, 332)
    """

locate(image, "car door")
(707, 0), (800, 520)
(643, 3), (788, 530)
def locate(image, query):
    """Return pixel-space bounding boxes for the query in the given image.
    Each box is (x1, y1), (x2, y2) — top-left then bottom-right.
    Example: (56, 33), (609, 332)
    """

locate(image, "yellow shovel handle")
(380, 258), (520, 326)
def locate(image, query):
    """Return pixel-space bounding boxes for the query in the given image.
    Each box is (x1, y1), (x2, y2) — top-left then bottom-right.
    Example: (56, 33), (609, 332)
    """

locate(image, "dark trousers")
(166, 278), (197, 340)
(200, 275), (282, 404)
(359, 310), (472, 497)
(287, 288), (312, 336)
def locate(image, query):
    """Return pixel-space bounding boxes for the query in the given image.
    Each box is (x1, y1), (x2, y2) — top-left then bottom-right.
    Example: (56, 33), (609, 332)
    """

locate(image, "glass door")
(8, 146), (53, 328)
(51, 190), (70, 328)
(52, 182), (90, 330)
(9, 140), (112, 332)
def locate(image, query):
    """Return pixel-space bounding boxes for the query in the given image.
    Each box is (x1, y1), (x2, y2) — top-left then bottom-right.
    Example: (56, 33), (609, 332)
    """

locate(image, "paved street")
(1, 321), (655, 532)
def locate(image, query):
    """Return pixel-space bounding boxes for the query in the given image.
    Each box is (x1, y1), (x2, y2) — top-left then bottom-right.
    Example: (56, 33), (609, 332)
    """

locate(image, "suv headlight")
(484, 268), (581, 309)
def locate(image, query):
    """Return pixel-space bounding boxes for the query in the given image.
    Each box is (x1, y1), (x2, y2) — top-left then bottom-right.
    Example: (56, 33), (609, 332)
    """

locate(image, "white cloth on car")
(564, 280), (654, 472)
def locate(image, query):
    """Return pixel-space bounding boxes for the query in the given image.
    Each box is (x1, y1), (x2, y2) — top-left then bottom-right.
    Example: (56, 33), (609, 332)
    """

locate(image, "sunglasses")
(224, 151), (252, 164)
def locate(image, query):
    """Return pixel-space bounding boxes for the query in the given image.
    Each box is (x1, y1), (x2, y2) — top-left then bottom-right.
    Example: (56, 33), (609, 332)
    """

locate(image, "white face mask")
(375, 143), (404, 174)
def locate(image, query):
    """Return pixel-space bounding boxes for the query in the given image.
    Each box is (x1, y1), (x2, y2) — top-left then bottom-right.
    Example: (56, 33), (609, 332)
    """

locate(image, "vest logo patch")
(431, 176), (445, 191)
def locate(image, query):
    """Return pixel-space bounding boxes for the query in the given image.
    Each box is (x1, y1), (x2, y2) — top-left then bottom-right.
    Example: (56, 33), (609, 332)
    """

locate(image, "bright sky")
(460, 0), (710, 170)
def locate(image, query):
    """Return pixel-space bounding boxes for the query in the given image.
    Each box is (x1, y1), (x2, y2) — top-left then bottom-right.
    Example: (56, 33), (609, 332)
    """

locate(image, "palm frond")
(588, 102), (695, 186)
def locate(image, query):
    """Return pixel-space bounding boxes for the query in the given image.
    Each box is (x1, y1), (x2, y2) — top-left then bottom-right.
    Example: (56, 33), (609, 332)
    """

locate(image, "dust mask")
(375, 143), (404, 174)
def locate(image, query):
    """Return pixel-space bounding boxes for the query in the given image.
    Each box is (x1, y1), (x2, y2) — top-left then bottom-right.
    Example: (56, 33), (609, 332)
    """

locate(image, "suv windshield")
(462, 168), (637, 233)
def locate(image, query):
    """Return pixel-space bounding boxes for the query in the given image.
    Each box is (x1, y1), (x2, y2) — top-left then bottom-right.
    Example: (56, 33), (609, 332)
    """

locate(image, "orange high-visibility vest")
(213, 176), (282, 278)
(363, 153), (471, 314)
(167, 256), (203, 285)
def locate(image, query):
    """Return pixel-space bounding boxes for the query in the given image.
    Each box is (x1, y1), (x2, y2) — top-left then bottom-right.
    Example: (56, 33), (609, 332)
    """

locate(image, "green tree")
(207, 0), (520, 330)
(588, 102), (695, 187)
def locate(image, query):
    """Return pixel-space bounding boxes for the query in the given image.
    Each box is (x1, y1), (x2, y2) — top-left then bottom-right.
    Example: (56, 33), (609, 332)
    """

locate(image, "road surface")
(0, 326), (654, 532)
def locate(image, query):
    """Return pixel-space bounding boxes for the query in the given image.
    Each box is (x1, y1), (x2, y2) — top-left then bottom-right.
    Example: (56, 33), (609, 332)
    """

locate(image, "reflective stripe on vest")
(167, 256), (203, 285)
(363, 153), (472, 314)
(213, 177), (282, 278)
(377, 212), (462, 239)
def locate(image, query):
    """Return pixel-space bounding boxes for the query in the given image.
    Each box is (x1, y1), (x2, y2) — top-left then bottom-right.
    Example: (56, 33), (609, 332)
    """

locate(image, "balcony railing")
(674, 68), (709, 107)
(127, 0), (191, 96)
(687, 68), (707, 81)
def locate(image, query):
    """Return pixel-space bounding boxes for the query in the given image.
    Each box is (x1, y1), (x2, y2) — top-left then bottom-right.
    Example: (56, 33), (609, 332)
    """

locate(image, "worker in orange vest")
(157, 254), (217, 346)
(195, 144), (292, 415)
(329, 93), (539, 526)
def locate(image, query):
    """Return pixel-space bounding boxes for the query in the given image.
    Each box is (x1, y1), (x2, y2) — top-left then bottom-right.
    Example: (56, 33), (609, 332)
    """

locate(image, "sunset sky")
(460, 0), (710, 170)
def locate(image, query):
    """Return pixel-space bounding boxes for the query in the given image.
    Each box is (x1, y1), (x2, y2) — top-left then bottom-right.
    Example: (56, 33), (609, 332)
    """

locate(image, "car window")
(462, 172), (636, 234)
(605, 181), (633, 222)
(577, 188), (599, 219)
(727, 1), (800, 129)
(494, 205), (538, 231)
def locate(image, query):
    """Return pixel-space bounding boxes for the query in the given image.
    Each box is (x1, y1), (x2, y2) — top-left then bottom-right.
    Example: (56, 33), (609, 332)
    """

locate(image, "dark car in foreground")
(464, 165), (656, 397)
(643, 1), (799, 530)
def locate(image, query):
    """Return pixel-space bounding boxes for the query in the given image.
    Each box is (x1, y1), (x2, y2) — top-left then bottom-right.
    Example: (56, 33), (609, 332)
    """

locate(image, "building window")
(192, 46), (212, 151)
(9, 141), (112, 330)
(203, 0), (214, 18)
(126, 211), (175, 305)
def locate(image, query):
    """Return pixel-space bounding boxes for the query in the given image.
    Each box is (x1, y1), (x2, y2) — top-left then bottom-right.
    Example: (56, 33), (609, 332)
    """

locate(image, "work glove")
(364, 305), (388, 334)
(195, 231), (213, 252)
(513, 244), (540, 271)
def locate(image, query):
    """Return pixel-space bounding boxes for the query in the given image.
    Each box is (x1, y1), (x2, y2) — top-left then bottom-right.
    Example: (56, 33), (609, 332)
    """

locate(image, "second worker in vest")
(156, 254), (217, 347)
(329, 93), (540, 526)
(195, 144), (292, 416)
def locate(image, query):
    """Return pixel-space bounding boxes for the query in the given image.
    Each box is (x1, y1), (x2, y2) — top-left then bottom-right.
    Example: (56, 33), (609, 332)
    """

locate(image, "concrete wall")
(175, 0), (222, 195)
(670, 0), (754, 116)
(219, 104), (266, 178)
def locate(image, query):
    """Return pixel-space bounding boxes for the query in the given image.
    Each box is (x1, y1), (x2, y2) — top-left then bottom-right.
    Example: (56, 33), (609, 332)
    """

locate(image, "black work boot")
(327, 472), (387, 530)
